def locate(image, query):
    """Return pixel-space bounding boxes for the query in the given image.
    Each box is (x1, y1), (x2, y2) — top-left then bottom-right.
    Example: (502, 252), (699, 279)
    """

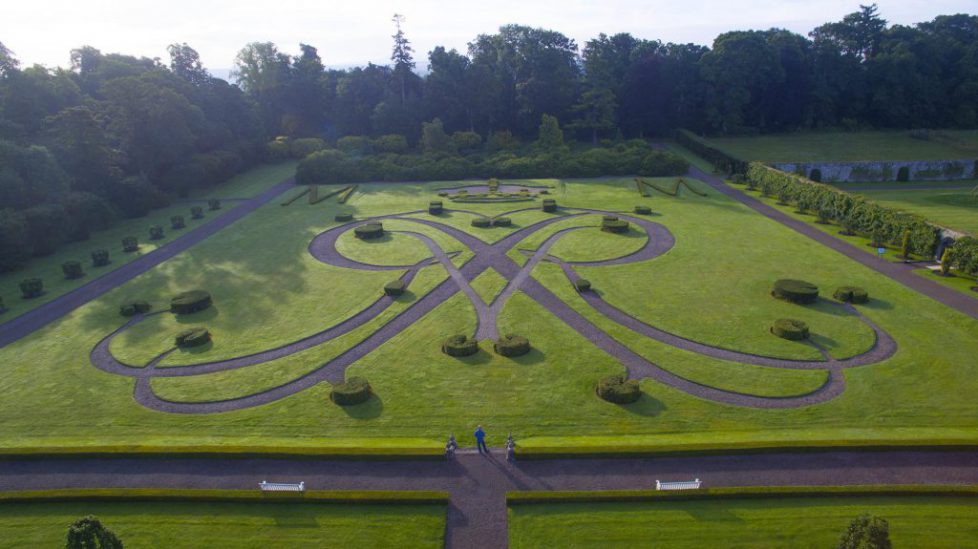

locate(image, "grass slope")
(0, 500), (444, 548)
(707, 130), (978, 162)
(508, 496), (978, 548)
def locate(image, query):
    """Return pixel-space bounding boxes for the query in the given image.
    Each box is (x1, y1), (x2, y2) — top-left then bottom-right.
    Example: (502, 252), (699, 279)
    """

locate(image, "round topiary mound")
(175, 327), (211, 348)
(772, 279), (819, 304)
(170, 290), (212, 315)
(335, 213), (353, 222)
(331, 377), (372, 406)
(62, 260), (85, 280)
(833, 286), (869, 304)
(575, 279), (591, 292)
(494, 334), (531, 357)
(601, 218), (630, 234)
(442, 334), (479, 357)
(471, 217), (492, 228)
(634, 206), (652, 215)
(120, 301), (151, 317)
(596, 375), (642, 404)
(771, 318), (810, 340)
(354, 222), (384, 239)
(384, 280), (406, 296)
(493, 217), (512, 227)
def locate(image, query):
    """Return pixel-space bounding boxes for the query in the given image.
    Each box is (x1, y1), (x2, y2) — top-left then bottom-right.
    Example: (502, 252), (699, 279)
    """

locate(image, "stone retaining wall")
(771, 159), (977, 183)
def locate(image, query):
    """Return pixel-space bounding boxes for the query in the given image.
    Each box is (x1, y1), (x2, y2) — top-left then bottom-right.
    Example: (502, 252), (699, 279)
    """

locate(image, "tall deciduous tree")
(568, 88), (617, 144)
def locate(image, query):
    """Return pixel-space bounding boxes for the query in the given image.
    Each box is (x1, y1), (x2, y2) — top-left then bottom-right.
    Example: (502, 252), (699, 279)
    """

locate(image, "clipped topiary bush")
(171, 215), (185, 230)
(542, 199), (557, 213)
(190, 206), (204, 219)
(19, 278), (43, 299)
(634, 205), (652, 215)
(596, 375), (642, 404)
(771, 318), (810, 340)
(354, 222), (384, 239)
(122, 236), (139, 253)
(330, 377), (372, 405)
(384, 280), (406, 296)
(601, 218), (630, 234)
(772, 279), (819, 304)
(119, 301), (151, 317)
(575, 279), (591, 292)
(175, 327), (211, 348)
(208, 198), (221, 211)
(149, 226), (164, 240)
(91, 249), (110, 267)
(471, 217), (492, 228)
(834, 286), (870, 304)
(335, 213), (353, 222)
(429, 201), (443, 215)
(493, 217), (512, 227)
(170, 290), (212, 315)
(442, 334), (479, 357)
(62, 260), (84, 280)
(494, 334), (531, 357)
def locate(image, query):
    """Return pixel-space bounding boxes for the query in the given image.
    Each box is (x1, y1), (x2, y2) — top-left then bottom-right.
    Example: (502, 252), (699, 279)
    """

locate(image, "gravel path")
(0, 178), (297, 349)
(89, 206), (897, 412)
(2, 450), (978, 548)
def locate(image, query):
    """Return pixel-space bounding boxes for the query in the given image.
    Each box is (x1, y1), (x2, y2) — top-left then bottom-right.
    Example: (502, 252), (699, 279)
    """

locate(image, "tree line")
(1, 4), (976, 272)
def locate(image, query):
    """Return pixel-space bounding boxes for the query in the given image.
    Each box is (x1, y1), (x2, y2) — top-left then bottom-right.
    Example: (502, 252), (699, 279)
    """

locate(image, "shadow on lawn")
(339, 394), (384, 420)
(620, 393), (666, 417)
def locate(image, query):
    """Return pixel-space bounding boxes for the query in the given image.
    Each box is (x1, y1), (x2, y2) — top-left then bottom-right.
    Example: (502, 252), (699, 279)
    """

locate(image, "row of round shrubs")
(441, 334), (532, 358)
(772, 279), (870, 305)
(470, 217), (513, 228)
(119, 290), (213, 318)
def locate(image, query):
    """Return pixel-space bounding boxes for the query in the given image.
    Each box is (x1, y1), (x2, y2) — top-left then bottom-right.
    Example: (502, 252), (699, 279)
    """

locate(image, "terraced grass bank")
(706, 131), (978, 162)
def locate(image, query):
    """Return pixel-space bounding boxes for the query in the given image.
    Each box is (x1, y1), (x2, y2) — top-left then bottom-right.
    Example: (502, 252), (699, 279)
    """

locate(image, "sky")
(2, 0), (975, 76)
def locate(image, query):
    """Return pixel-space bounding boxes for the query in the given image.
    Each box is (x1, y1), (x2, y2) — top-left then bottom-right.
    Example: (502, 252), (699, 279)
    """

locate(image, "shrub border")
(0, 488), (450, 505)
(506, 485), (978, 505)
(0, 445), (443, 459)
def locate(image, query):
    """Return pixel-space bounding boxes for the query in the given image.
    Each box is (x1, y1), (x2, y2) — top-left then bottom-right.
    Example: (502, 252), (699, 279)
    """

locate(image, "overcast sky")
(3, 0), (974, 74)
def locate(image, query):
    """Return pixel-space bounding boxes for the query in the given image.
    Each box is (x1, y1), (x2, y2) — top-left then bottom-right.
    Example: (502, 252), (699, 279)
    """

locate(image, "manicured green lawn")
(707, 130), (978, 162)
(0, 500), (445, 548)
(848, 187), (978, 235)
(0, 161), (296, 324)
(0, 173), (977, 453)
(509, 496), (978, 548)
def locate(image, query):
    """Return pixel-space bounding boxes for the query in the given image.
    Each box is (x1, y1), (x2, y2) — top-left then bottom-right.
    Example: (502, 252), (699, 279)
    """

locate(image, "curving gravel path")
(90, 205), (898, 413)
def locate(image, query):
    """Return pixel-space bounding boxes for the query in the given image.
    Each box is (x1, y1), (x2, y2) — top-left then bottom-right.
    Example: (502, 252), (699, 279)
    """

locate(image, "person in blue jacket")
(474, 425), (489, 455)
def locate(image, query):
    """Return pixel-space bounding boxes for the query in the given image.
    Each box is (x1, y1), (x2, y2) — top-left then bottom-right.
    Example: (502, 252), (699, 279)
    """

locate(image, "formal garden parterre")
(0, 168), (977, 454)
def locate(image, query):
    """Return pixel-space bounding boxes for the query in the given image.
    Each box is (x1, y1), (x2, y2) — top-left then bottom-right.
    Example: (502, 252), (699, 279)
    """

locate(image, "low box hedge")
(494, 334), (531, 357)
(634, 205), (652, 215)
(575, 279), (591, 292)
(354, 222), (384, 239)
(335, 213), (354, 222)
(442, 334), (479, 357)
(384, 280), (406, 296)
(492, 217), (512, 227)
(175, 327), (211, 348)
(120, 301), (152, 317)
(596, 375), (641, 404)
(834, 286), (869, 304)
(170, 290), (212, 315)
(601, 218), (630, 234)
(542, 199), (557, 213)
(471, 217), (492, 228)
(771, 318), (809, 340)
(19, 278), (43, 299)
(331, 377), (372, 406)
(772, 279), (819, 304)
(428, 201), (443, 215)
(0, 488), (451, 505)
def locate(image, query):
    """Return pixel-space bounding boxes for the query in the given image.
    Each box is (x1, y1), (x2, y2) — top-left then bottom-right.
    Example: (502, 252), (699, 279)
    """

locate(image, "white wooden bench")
(259, 481), (305, 492)
(655, 478), (701, 491)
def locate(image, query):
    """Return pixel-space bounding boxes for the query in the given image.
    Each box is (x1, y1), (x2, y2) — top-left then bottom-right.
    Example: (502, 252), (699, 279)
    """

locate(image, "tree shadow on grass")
(505, 347), (547, 366)
(859, 298), (894, 311)
(454, 348), (494, 366)
(338, 394), (384, 420)
(618, 393), (666, 417)
(175, 339), (214, 356)
(807, 333), (839, 355)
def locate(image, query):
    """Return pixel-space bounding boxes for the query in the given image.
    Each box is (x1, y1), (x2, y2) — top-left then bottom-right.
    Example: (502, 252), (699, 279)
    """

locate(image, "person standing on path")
(475, 425), (489, 455)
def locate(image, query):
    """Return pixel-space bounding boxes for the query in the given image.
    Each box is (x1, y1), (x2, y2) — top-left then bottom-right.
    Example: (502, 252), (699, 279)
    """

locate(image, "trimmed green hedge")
(354, 222), (385, 239)
(122, 236), (139, 253)
(772, 279), (819, 304)
(747, 163), (940, 257)
(0, 488), (451, 505)
(170, 290), (213, 315)
(171, 215), (185, 230)
(601, 218), (630, 234)
(149, 225), (164, 240)
(834, 286), (869, 304)
(428, 201), (443, 215)
(471, 217), (492, 228)
(634, 205), (652, 215)
(120, 301), (151, 317)
(772, 318), (810, 340)
(19, 278), (43, 299)
(331, 377), (372, 406)
(62, 260), (84, 280)
(494, 334), (531, 357)
(596, 375), (642, 404)
(91, 249), (110, 267)
(507, 485), (978, 505)
(575, 279), (591, 292)
(492, 217), (512, 227)
(190, 206), (204, 219)
(208, 198), (221, 211)
(175, 327), (211, 348)
(442, 334), (479, 357)
(384, 280), (406, 296)
(542, 199), (557, 213)
(676, 129), (749, 175)
(335, 213), (354, 222)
